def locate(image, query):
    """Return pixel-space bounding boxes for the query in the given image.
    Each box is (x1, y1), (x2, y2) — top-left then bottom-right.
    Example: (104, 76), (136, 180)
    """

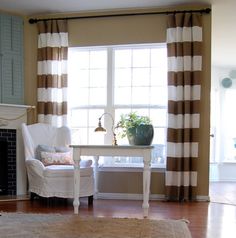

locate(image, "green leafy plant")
(116, 111), (152, 138)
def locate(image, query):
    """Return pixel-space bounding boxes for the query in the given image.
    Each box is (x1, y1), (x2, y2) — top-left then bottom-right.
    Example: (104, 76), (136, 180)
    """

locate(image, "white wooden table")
(70, 145), (153, 217)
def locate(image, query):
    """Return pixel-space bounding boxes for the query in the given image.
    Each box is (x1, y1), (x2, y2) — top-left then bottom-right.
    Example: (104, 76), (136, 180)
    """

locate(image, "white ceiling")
(0, 0), (235, 68)
(0, 0), (211, 15)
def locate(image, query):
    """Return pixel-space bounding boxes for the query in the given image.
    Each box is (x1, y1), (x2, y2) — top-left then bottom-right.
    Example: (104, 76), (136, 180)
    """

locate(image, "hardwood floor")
(0, 183), (236, 238)
(210, 181), (236, 205)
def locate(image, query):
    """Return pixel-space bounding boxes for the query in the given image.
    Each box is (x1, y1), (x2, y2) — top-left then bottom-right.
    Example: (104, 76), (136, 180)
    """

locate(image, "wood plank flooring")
(210, 181), (236, 205)
(0, 182), (235, 238)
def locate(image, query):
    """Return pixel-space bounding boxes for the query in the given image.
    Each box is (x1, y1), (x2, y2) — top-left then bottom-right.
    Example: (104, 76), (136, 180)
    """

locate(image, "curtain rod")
(28, 7), (211, 24)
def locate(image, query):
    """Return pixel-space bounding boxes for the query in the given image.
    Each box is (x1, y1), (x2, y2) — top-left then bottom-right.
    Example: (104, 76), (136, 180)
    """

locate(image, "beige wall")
(69, 14), (166, 46)
(24, 6), (211, 198)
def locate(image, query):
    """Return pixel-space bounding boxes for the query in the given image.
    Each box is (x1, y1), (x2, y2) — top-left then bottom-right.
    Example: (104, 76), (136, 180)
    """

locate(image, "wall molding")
(96, 192), (210, 202)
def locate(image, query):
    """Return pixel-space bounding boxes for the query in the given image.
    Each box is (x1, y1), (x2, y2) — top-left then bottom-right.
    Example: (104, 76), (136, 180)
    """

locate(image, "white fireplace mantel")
(0, 103), (35, 196)
(0, 103), (35, 129)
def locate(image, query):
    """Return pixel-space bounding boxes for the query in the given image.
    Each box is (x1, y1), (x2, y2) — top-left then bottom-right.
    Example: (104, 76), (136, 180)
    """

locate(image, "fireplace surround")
(0, 129), (16, 195)
(0, 103), (35, 196)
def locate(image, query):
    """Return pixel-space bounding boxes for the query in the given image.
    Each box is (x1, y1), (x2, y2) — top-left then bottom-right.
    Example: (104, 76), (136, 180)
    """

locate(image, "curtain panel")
(37, 20), (68, 127)
(165, 13), (202, 201)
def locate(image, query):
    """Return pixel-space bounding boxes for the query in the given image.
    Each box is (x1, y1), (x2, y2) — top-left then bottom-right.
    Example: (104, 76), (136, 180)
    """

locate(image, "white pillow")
(80, 159), (93, 168)
(54, 146), (71, 153)
(36, 145), (56, 160)
(40, 151), (74, 166)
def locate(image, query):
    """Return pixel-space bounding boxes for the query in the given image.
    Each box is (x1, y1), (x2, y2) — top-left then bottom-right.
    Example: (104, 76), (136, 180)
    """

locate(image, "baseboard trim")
(96, 193), (165, 200)
(96, 193), (209, 201)
(0, 194), (30, 202)
(196, 195), (210, 202)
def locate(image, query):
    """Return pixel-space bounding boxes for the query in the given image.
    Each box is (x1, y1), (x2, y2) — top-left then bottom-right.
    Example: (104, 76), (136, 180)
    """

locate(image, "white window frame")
(68, 43), (167, 170)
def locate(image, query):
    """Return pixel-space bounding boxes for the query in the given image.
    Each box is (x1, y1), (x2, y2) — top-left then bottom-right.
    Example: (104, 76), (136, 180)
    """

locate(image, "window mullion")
(104, 47), (114, 145)
(107, 47), (113, 110)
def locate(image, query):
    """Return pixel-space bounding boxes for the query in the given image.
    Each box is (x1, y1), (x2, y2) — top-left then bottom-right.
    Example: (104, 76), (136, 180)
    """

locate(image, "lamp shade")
(94, 118), (107, 132)
(94, 112), (117, 145)
(94, 126), (106, 132)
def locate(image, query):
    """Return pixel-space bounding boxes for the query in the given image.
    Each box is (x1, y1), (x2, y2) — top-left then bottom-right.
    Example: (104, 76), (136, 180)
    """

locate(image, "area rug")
(0, 212), (192, 238)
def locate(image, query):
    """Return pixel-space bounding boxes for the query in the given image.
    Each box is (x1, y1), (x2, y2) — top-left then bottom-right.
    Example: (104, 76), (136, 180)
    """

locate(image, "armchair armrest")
(25, 159), (45, 177)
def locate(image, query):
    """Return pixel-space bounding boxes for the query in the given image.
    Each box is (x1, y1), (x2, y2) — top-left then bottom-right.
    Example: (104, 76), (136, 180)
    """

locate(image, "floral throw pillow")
(40, 151), (74, 166)
(36, 145), (56, 161)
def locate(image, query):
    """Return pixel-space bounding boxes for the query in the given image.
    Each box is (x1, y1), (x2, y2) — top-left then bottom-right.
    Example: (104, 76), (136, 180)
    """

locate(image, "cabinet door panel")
(0, 14), (23, 104)
(2, 55), (23, 104)
(0, 15), (23, 54)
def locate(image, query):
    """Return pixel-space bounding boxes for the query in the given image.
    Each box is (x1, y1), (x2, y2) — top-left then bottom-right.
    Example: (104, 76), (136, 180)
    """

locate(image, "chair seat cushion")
(43, 165), (93, 178)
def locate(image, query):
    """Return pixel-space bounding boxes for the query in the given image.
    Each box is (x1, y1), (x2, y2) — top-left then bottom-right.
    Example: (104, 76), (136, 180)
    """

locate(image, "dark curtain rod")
(28, 7), (211, 24)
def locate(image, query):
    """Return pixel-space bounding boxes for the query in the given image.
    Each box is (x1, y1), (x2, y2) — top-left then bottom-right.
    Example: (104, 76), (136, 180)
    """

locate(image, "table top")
(71, 144), (154, 160)
(70, 144), (154, 150)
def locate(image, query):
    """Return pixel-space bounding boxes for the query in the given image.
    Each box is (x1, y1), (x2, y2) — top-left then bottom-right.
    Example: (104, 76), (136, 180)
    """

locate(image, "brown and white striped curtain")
(37, 20), (68, 127)
(165, 13), (202, 201)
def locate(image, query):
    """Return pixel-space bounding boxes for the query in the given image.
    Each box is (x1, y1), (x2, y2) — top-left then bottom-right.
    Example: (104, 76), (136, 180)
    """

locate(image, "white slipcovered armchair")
(21, 123), (94, 205)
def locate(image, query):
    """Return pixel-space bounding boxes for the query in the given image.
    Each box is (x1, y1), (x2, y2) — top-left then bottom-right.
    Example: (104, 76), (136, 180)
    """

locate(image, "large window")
(68, 44), (167, 167)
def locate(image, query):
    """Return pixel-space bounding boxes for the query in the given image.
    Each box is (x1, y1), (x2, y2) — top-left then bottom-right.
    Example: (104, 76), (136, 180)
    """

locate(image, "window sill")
(210, 161), (236, 164)
(221, 161), (236, 164)
(98, 164), (166, 173)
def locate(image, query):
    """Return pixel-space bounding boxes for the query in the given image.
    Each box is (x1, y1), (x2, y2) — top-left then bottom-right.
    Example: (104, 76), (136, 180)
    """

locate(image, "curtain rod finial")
(29, 18), (37, 24)
(205, 8), (211, 14)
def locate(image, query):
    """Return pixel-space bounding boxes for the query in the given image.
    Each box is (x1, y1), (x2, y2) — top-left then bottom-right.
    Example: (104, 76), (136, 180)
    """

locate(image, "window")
(219, 88), (236, 163)
(68, 44), (167, 167)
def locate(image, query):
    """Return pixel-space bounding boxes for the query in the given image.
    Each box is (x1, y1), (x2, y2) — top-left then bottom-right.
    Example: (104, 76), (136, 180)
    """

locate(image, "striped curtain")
(37, 20), (68, 127)
(165, 13), (202, 201)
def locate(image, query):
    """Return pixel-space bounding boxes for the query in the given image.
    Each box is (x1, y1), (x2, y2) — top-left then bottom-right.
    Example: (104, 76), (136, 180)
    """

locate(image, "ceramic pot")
(127, 125), (154, 145)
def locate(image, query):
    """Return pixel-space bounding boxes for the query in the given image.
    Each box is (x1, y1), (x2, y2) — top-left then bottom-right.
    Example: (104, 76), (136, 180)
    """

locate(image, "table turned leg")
(93, 156), (99, 199)
(142, 151), (151, 218)
(73, 150), (81, 214)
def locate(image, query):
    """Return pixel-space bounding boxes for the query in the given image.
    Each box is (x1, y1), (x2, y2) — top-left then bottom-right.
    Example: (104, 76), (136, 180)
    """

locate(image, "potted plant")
(116, 112), (154, 145)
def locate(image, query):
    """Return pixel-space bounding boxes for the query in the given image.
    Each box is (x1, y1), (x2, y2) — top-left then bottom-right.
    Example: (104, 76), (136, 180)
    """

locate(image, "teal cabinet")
(0, 14), (23, 104)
